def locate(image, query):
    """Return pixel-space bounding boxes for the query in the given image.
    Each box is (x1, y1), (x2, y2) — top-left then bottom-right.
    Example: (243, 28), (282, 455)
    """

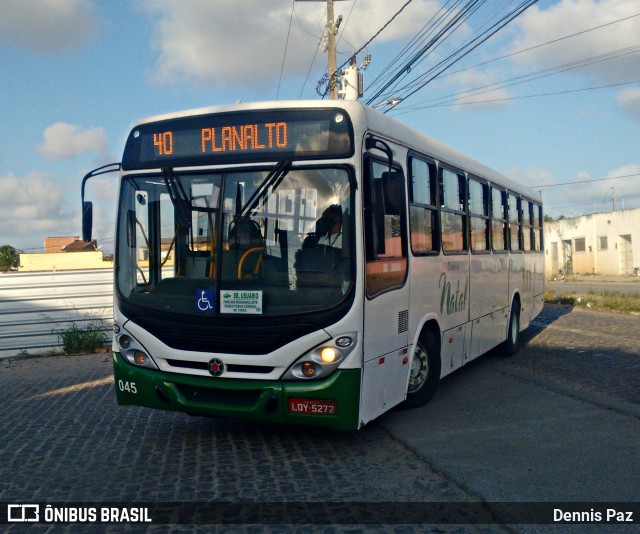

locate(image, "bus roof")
(130, 100), (541, 203)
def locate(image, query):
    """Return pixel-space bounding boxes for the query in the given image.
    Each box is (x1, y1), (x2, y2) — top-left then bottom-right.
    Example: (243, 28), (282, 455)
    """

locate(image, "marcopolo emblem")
(208, 358), (224, 377)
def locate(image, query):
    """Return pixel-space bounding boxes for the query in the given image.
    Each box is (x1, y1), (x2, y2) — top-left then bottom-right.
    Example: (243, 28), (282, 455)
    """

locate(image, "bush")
(54, 320), (108, 354)
(0, 245), (19, 271)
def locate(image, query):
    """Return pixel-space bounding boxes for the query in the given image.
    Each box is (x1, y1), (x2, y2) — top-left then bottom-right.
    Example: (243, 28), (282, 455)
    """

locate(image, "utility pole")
(611, 186), (616, 211)
(326, 0), (338, 99)
(296, 0), (347, 100)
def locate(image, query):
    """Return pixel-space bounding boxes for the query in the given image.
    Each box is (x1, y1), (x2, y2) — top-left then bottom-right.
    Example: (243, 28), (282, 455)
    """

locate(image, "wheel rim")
(408, 342), (429, 393)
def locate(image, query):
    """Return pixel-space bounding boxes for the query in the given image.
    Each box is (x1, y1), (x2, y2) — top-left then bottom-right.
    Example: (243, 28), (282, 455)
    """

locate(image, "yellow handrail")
(237, 247), (264, 279)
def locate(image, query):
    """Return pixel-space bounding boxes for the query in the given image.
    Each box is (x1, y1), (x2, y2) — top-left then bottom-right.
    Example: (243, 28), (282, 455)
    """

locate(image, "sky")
(1, 0), (639, 253)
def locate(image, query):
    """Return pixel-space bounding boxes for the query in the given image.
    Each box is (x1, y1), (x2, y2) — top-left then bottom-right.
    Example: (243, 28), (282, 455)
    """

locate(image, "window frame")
(363, 154), (409, 299)
(490, 185), (508, 253)
(439, 164), (468, 255)
(507, 192), (523, 252)
(407, 152), (439, 256)
(468, 175), (490, 254)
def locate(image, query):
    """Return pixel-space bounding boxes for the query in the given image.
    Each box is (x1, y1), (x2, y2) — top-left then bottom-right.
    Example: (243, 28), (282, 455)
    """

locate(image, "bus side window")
(364, 159), (408, 297)
(440, 168), (467, 253)
(491, 187), (507, 252)
(523, 200), (533, 251)
(534, 204), (543, 251)
(508, 193), (522, 251)
(409, 156), (438, 254)
(469, 178), (489, 252)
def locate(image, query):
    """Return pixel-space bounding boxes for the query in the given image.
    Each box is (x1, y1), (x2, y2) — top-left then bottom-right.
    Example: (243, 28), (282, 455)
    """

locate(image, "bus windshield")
(116, 165), (353, 317)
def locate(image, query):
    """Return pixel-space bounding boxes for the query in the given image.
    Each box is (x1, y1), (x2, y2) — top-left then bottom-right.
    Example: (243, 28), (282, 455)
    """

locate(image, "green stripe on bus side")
(112, 352), (361, 430)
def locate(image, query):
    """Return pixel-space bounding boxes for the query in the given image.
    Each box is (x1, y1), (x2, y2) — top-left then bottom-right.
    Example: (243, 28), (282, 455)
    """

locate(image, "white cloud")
(511, 164), (640, 217)
(0, 171), (72, 244)
(0, 170), (116, 250)
(509, 0), (640, 85)
(140, 0), (441, 90)
(616, 88), (640, 119)
(438, 68), (515, 110)
(0, 0), (98, 53)
(38, 122), (108, 160)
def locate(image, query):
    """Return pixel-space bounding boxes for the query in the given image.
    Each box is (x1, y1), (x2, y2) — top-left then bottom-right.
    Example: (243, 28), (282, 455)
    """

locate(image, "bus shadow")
(520, 303), (573, 348)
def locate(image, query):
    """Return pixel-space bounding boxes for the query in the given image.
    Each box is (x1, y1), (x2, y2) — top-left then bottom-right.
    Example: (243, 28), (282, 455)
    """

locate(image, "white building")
(544, 208), (640, 277)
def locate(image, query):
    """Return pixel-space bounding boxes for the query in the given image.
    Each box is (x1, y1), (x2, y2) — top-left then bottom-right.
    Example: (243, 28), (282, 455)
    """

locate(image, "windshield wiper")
(240, 159), (292, 217)
(162, 167), (191, 229)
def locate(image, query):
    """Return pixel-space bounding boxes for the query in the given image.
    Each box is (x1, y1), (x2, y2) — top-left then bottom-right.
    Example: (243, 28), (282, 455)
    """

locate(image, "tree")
(0, 245), (20, 271)
(543, 214), (554, 222)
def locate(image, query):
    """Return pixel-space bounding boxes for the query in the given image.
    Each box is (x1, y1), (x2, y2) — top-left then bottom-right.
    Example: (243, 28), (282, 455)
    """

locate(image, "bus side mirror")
(82, 201), (93, 242)
(80, 162), (121, 243)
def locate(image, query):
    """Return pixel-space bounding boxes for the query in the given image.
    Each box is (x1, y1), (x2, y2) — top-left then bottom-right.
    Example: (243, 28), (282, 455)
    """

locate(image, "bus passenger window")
(440, 168), (467, 253)
(469, 178), (489, 252)
(508, 193), (522, 251)
(534, 204), (543, 251)
(523, 201), (533, 251)
(409, 157), (438, 254)
(491, 187), (507, 252)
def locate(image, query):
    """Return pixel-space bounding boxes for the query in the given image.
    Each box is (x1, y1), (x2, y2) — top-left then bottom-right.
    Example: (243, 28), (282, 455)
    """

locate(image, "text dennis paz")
(554, 508), (635, 523)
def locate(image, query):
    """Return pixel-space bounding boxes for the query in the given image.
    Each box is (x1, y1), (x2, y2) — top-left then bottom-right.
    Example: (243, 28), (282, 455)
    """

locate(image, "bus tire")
(500, 302), (521, 357)
(403, 330), (440, 409)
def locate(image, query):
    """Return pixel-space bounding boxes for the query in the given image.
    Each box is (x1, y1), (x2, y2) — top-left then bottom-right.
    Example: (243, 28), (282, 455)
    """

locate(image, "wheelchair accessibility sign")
(195, 289), (216, 313)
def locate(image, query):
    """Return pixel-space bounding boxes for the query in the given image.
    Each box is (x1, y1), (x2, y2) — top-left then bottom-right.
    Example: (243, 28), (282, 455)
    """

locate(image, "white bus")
(82, 100), (544, 430)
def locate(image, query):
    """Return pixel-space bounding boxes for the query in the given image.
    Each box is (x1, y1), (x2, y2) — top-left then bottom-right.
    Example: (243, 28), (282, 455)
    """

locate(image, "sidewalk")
(548, 273), (640, 283)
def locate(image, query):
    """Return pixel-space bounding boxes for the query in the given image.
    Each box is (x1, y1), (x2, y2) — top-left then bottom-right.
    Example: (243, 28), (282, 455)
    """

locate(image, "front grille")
(133, 315), (319, 354)
(166, 359), (274, 374)
(176, 384), (262, 407)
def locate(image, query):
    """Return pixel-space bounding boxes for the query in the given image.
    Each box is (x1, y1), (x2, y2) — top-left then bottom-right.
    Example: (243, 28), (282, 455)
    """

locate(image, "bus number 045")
(118, 380), (137, 394)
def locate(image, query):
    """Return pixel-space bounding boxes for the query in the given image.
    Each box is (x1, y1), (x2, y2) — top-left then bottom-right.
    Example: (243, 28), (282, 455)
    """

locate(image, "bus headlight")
(282, 334), (357, 380)
(117, 330), (158, 370)
(320, 347), (337, 363)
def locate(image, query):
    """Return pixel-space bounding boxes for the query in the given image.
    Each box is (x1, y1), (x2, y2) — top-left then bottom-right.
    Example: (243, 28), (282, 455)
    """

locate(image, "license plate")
(288, 398), (337, 415)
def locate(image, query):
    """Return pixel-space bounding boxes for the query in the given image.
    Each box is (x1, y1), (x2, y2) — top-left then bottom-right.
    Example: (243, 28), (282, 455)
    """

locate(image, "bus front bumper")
(112, 352), (361, 430)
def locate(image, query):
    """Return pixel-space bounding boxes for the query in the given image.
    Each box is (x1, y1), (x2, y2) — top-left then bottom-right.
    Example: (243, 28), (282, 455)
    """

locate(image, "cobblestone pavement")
(501, 304), (640, 408)
(1, 304), (638, 533)
(0, 353), (500, 534)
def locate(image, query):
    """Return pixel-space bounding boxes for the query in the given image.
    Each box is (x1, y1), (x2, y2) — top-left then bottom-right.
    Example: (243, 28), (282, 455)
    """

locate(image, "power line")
(394, 42), (640, 112)
(436, 12), (640, 82)
(276, 0), (297, 99)
(533, 172), (640, 189)
(366, 0), (494, 106)
(393, 1), (540, 106)
(366, 0), (465, 95)
(299, 39), (322, 98)
(394, 78), (640, 109)
(317, 0), (416, 97)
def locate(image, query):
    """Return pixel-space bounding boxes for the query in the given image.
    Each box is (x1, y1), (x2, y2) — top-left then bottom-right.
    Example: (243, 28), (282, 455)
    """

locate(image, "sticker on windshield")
(221, 290), (263, 314)
(195, 289), (216, 313)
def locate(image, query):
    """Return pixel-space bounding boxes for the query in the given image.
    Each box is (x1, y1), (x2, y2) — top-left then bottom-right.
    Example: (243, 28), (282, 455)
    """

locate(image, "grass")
(544, 289), (640, 314)
(54, 320), (108, 354)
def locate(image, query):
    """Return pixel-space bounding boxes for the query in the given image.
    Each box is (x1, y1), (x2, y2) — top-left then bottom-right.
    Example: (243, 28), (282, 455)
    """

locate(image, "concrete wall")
(544, 208), (640, 277)
(0, 269), (113, 358)
(19, 251), (112, 272)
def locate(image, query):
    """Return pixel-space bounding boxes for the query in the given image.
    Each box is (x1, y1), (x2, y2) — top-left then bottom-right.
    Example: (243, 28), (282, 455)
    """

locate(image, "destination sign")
(122, 108), (353, 170)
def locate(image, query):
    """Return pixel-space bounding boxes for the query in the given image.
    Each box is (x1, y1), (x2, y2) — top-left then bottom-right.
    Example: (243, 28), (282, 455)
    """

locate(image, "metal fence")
(0, 269), (113, 359)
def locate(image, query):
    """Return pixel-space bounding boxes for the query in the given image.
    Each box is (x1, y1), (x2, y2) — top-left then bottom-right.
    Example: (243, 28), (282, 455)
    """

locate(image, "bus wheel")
(500, 303), (520, 356)
(404, 331), (440, 408)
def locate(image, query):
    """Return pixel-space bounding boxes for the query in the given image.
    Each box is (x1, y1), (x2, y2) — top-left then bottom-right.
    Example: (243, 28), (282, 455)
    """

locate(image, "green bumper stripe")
(113, 352), (361, 430)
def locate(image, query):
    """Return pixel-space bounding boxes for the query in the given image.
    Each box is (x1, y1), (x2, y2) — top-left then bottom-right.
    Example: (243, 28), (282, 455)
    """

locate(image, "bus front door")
(360, 158), (411, 424)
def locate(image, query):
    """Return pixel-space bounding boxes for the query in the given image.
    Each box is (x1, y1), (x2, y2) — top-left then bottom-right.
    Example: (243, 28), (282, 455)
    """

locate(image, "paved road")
(546, 278), (640, 296)
(1, 304), (639, 533)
